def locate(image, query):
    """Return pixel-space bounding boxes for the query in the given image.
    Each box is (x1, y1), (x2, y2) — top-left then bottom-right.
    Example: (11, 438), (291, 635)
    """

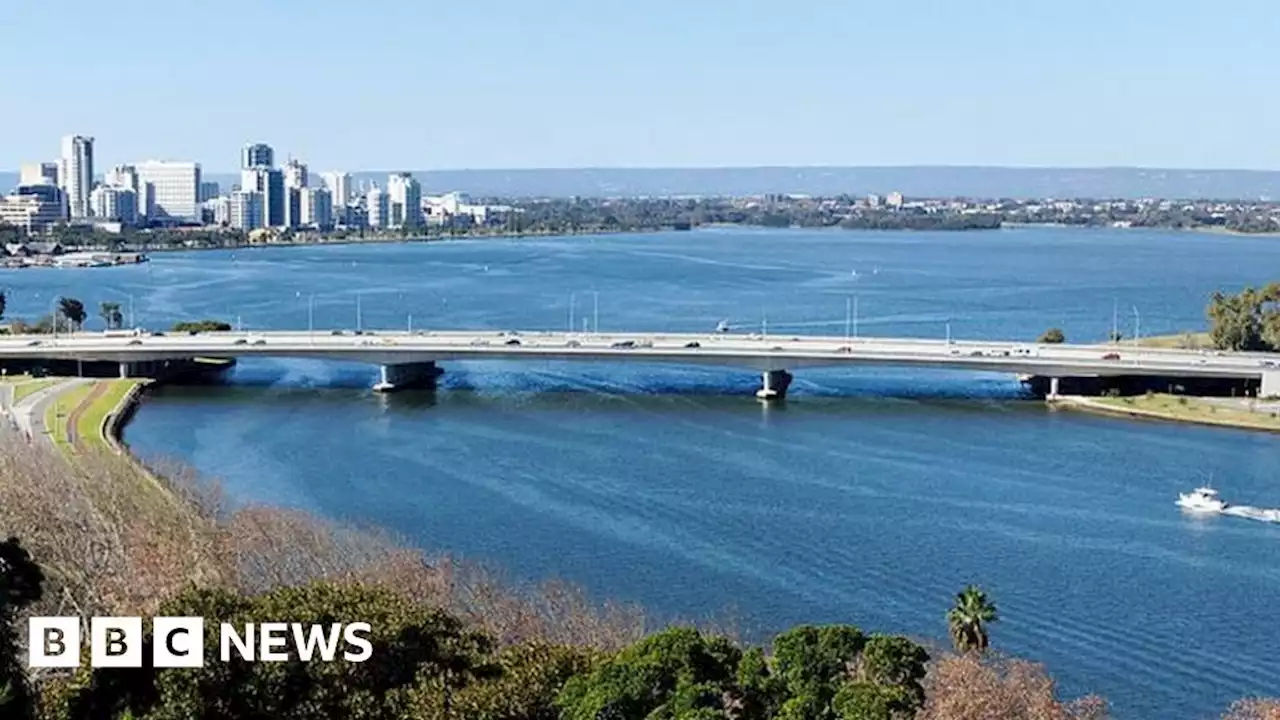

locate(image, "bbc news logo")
(29, 617), (373, 668)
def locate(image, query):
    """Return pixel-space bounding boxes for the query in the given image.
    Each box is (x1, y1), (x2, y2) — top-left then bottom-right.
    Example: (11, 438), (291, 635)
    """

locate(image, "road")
(0, 330), (1277, 383)
(4, 378), (92, 446)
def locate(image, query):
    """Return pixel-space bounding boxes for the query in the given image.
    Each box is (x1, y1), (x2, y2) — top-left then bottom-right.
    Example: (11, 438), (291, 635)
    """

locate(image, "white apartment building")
(104, 165), (147, 219)
(90, 185), (138, 224)
(230, 190), (264, 230)
(135, 161), (201, 223)
(207, 196), (232, 226)
(19, 162), (58, 186)
(387, 172), (422, 227)
(366, 186), (389, 228)
(58, 135), (94, 219)
(301, 187), (333, 229)
(320, 171), (350, 208)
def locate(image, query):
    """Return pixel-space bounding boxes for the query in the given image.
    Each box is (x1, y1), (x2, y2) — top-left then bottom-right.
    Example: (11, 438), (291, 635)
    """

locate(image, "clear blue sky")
(3, 0), (1276, 172)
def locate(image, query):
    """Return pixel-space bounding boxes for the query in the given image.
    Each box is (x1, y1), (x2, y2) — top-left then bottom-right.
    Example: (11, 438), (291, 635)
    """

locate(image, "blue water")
(4, 226), (1280, 718)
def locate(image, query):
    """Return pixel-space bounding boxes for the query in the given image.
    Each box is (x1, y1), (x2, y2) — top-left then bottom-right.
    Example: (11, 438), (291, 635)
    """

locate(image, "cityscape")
(0, 135), (500, 237)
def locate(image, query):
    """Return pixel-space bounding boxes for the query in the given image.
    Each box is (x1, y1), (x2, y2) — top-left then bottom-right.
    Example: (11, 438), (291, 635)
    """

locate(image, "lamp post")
(356, 292), (363, 332)
(592, 291), (599, 335)
(569, 292), (576, 334)
(1132, 306), (1141, 345)
(946, 319), (952, 345)
(845, 297), (852, 342)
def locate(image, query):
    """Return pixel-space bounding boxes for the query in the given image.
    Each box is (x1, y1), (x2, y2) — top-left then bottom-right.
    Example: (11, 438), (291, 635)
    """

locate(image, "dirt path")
(64, 381), (108, 449)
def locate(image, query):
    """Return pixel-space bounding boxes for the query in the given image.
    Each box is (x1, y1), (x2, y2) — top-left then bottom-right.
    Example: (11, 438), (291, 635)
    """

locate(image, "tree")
(947, 585), (999, 653)
(99, 301), (123, 330)
(1037, 328), (1066, 344)
(1208, 289), (1264, 351)
(1107, 330), (1123, 343)
(0, 289), (6, 322)
(56, 297), (87, 331)
(0, 537), (45, 720)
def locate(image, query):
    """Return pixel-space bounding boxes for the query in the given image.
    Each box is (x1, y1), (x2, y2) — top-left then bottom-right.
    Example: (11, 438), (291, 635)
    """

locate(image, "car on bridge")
(1102, 352), (1121, 360)
(611, 340), (636, 349)
(505, 338), (522, 346)
(683, 341), (701, 348)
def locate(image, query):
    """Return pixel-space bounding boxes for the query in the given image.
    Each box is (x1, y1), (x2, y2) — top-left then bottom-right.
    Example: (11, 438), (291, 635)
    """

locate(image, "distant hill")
(6, 166), (1280, 200)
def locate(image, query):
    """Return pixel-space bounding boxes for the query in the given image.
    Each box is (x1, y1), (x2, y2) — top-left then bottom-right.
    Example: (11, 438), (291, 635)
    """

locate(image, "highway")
(1, 329), (1277, 383)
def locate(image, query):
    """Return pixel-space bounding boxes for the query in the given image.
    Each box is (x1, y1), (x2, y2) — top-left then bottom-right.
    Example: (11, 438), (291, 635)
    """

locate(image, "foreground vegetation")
(2, 436), (1278, 718)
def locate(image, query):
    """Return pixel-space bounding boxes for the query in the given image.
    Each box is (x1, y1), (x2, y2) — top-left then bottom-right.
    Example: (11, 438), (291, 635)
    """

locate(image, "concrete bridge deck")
(2, 329), (1277, 399)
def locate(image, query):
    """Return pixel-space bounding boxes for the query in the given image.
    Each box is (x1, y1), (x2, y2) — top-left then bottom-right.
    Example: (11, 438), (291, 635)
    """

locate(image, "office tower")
(320, 171), (350, 207)
(58, 135), (94, 218)
(241, 167), (285, 226)
(0, 184), (65, 232)
(284, 159), (308, 189)
(301, 187), (333, 229)
(19, 162), (58, 186)
(135, 161), (202, 223)
(241, 143), (274, 169)
(199, 181), (221, 202)
(229, 190), (264, 230)
(366, 185), (388, 228)
(386, 172), (422, 227)
(90, 185), (138, 224)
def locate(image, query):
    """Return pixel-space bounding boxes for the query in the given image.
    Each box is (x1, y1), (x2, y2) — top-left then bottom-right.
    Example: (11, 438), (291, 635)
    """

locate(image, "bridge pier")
(1048, 377), (1060, 399)
(756, 369), (793, 401)
(1263, 370), (1280, 399)
(373, 362), (442, 393)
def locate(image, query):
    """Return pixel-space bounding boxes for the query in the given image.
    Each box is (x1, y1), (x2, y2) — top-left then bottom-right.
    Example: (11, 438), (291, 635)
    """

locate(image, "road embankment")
(1051, 393), (1280, 433)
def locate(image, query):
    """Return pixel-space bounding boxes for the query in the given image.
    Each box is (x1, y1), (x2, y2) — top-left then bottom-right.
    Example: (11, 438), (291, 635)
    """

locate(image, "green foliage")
(56, 298), (86, 330)
(1037, 327), (1066, 344)
(55, 582), (496, 720)
(947, 585), (998, 653)
(831, 682), (913, 720)
(1207, 283), (1280, 351)
(420, 642), (596, 720)
(0, 289), (6, 321)
(556, 626), (743, 720)
(99, 302), (124, 330)
(171, 320), (233, 333)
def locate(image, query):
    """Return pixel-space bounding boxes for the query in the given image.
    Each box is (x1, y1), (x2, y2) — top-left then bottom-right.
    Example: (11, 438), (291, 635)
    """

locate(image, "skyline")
(4, 0), (1279, 172)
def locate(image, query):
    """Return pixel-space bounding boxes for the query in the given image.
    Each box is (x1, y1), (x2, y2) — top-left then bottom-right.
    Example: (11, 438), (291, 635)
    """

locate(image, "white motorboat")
(1176, 486), (1227, 513)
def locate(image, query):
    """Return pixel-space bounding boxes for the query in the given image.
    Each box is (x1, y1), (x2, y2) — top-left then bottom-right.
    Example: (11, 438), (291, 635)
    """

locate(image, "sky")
(3, 0), (1278, 172)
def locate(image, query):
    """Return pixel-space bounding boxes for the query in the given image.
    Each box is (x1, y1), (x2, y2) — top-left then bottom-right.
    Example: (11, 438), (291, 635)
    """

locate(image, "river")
(4, 226), (1280, 718)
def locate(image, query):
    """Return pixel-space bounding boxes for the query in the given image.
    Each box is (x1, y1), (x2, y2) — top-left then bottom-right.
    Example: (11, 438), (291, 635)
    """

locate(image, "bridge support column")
(1048, 377), (1061, 399)
(756, 369), (793, 401)
(1262, 370), (1280, 399)
(373, 362), (442, 393)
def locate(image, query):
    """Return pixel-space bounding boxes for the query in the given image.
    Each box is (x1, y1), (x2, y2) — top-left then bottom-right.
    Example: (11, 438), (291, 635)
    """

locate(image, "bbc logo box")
(30, 616), (373, 668)
(29, 617), (205, 669)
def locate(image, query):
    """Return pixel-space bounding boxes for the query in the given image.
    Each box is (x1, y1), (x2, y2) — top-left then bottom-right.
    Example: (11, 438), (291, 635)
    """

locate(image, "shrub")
(1037, 328), (1066, 344)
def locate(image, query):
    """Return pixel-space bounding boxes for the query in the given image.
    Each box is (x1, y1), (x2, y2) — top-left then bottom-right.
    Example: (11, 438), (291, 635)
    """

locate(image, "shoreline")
(1050, 394), (1280, 434)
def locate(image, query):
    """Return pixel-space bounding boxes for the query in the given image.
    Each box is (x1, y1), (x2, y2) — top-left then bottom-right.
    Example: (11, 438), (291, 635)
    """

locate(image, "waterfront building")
(19, 162), (58, 186)
(241, 167), (285, 226)
(301, 187), (333, 229)
(229, 190), (264, 230)
(58, 135), (94, 219)
(866, 194), (882, 208)
(366, 185), (388, 229)
(0, 184), (65, 232)
(241, 142), (274, 169)
(135, 161), (202, 223)
(89, 185), (138, 224)
(387, 172), (422, 227)
(199, 181), (221, 202)
(886, 191), (904, 209)
(320, 171), (350, 208)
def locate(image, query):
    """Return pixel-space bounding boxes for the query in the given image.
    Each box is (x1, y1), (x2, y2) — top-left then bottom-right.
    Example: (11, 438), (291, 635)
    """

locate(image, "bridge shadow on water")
(148, 358), (1039, 417)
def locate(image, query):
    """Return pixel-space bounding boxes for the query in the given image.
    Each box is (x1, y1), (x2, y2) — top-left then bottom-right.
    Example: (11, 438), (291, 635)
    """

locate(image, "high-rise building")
(241, 167), (285, 226)
(135, 161), (201, 223)
(90, 185), (138, 224)
(108, 165), (150, 220)
(284, 159), (308, 189)
(387, 172), (422, 227)
(19, 162), (58, 186)
(320, 171), (350, 208)
(366, 186), (388, 229)
(301, 187), (333, 229)
(199, 181), (221, 202)
(229, 190), (264, 230)
(208, 196), (232, 226)
(241, 143), (274, 169)
(58, 135), (94, 219)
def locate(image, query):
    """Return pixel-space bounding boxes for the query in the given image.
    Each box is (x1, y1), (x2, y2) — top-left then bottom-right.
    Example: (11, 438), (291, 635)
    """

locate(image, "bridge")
(2, 330), (1280, 397)
(2, 329), (1278, 400)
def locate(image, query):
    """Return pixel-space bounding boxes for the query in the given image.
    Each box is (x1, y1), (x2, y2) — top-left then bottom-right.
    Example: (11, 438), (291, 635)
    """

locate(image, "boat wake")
(1221, 505), (1280, 524)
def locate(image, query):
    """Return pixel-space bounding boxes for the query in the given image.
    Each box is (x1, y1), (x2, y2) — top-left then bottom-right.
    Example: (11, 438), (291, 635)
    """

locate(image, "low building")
(0, 185), (65, 233)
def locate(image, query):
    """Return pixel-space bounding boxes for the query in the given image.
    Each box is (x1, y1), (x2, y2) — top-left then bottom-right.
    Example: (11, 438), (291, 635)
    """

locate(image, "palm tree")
(947, 585), (998, 653)
(99, 301), (123, 330)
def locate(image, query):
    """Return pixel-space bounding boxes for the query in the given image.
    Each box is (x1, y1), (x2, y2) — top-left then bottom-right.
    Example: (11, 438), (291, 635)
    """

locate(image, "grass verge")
(13, 378), (57, 403)
(1080, 393), (1280, 432)
(1136, 332), (1211, 349)
(43, 382), (95, 451)
(77, 379), (146, 451)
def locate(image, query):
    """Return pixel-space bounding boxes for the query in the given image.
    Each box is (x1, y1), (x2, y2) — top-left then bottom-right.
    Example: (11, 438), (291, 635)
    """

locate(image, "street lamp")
(356, 292), (363, 332)
(1132, 306), (1141, 345)
(946, 318), (952, 344)
(569, 292), (576, 334)
(592, 291), (599, 335)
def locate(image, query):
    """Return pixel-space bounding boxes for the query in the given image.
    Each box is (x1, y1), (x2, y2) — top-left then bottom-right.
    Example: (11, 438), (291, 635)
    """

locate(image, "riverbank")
(1051, 393), (1280, 433)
